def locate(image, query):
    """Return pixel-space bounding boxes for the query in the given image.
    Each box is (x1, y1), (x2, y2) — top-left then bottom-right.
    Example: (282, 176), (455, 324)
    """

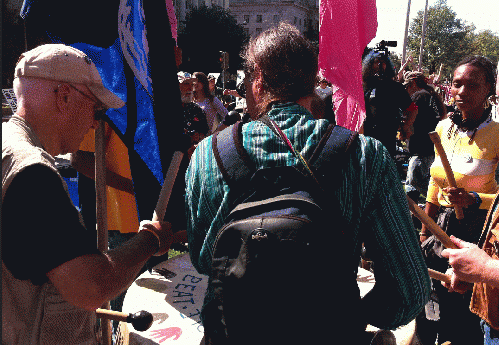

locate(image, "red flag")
(318, 0), (377, 131)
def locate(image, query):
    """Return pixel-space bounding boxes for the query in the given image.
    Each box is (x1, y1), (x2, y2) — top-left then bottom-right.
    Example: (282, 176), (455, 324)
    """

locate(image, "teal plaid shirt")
(185, 102), (430, 329)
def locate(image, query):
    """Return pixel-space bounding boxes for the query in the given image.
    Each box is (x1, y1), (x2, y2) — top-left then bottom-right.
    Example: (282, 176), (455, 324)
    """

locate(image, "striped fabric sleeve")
(185, 135), (228, 275)
(356, 136), (431, 329)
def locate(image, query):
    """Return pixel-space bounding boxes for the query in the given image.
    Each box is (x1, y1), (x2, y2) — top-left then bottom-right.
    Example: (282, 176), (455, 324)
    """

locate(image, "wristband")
(469, 191), (482, 207)
(139, 223), (161, 254)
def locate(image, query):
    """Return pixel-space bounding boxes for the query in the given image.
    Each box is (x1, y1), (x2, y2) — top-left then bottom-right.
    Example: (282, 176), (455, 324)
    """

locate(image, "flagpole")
(143, 0), (186, 224)
(95, 119), (112, 345)
(402, 0), (411, 64)
(418, 0), (429, 71)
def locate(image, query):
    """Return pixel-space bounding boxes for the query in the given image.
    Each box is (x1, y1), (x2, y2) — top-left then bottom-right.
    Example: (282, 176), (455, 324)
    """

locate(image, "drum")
(122, 253), (207, 345)
(357, 268), (417, 345)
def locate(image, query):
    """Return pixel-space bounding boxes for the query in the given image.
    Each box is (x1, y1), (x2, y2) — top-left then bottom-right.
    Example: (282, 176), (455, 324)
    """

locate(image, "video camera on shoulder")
(374, 40), (397, 58)
(369, 40), (398, 81)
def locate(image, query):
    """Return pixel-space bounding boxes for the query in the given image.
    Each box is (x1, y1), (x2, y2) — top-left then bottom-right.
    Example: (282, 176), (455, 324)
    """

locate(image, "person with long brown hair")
(193, 71), (229, 135)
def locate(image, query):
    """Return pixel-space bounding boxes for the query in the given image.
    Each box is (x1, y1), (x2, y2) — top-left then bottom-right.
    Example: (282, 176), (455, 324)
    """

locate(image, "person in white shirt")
(315, 78), (332, 100)
(193, 72), (229, 135)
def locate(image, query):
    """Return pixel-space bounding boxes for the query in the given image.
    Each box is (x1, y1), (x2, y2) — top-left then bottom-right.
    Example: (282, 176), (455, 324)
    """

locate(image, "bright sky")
(371, 0), (499, 56)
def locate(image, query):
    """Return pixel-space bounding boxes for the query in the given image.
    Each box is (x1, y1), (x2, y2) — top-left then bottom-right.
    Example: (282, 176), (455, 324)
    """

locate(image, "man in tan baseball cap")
(10, 44), (127, 156)
(15, 43), (125, 109)
(2, 43), (176, 344)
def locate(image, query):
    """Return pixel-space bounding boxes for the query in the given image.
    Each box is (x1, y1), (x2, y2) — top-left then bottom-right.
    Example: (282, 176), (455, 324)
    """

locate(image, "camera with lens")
(370, 40), (398, 80)
(374, 40), (397, 57)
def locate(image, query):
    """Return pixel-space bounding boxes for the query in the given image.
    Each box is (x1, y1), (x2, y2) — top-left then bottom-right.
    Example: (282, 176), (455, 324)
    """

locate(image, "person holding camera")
(362, 48), (417, 158)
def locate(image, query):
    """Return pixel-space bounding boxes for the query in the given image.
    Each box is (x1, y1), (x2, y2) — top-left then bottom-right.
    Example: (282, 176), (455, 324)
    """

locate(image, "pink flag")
(319, 0), (377, 131)
(165, 0), (178, 44)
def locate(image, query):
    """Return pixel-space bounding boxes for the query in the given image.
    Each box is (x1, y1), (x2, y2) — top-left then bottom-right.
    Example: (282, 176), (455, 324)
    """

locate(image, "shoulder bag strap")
(213, 116), (358, 191)
(309, 124), (358, 171)
(212, 121), (254, 194)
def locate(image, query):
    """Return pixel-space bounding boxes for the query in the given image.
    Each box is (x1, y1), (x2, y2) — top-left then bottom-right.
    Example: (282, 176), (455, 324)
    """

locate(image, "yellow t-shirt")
(427, 117), (499, 210)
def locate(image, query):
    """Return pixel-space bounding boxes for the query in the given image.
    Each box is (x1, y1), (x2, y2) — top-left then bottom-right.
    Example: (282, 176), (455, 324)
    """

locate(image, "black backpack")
(204, 117), (361, 345)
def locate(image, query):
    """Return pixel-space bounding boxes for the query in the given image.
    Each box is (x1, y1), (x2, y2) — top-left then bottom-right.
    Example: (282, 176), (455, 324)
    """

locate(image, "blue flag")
(21, 0), (184, 222)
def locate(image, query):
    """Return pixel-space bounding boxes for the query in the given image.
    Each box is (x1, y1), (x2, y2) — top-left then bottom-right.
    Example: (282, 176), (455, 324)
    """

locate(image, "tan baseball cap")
(15, 44), (125, 109)
(403, 71), (427, 86)
(177, 71), (196, 84)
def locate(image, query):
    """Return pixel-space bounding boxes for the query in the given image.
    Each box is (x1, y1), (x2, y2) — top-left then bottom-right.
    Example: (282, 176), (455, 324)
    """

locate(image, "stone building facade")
(173, 0), (319, 38)
(229, 0), (319, 37)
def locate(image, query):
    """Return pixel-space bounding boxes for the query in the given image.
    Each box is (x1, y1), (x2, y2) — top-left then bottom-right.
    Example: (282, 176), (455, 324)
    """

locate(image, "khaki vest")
(2, 116), (99, 344)
(470, 192), (499, 330)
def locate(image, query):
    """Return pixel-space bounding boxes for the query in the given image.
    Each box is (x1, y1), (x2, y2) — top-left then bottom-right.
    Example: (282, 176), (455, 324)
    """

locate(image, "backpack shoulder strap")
(213, 122), (358, 189)
(309, 124), (358, 172)
(212, 121), (255, 192)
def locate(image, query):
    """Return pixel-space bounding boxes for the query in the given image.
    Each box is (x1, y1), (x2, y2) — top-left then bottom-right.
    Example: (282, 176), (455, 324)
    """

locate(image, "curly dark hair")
(361, 50), (396, 83)
(242, 23), (318, 116)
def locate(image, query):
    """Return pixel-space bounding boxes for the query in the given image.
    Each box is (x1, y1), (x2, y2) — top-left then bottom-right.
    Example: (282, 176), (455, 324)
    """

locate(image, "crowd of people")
(2, 22), (499, 345)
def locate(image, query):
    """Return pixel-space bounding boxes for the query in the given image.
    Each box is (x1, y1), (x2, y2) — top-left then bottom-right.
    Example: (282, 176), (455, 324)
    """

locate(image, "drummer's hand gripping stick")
(428, 131), (464, 220)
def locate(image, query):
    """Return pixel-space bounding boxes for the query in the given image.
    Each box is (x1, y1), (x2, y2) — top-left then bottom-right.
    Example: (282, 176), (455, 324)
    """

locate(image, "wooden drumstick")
(428, 268), (451, 285)
(96, 309), (153, 332)
(153, 151), (184, 222)
(406, 195), (458, 250)
(406, 195), (456, 284)
(428, 131), (464, 220)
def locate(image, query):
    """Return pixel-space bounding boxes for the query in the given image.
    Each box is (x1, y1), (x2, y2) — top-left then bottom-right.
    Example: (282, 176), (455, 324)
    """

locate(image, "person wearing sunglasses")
(2, 44), (175, 344)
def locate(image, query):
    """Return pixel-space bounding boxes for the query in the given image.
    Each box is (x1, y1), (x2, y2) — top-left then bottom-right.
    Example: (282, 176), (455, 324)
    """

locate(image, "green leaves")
(406, 0), (498, 77)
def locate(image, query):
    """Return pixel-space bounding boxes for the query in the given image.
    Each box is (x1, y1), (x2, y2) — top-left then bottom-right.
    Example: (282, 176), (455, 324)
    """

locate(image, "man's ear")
(251, 68), (264, 103)
(54, 83), (71, 111)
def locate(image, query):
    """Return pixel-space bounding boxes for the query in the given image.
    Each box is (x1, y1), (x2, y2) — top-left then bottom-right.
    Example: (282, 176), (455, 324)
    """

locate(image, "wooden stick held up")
(153, 151), (184, 222)
(95, 120), (112, 345)
(406, 195), (458, 249)
(428, 268), (451, 285)
(406, 195), (456, 284)
(428, 131), (464, 220)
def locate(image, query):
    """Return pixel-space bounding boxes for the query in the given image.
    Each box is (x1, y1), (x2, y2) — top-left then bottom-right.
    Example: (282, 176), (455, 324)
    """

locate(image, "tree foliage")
(406, 0), (499, 79)
(472, 30), (499, 65)
(177, 5), (249, 74)
(407, 0), (475, 78)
